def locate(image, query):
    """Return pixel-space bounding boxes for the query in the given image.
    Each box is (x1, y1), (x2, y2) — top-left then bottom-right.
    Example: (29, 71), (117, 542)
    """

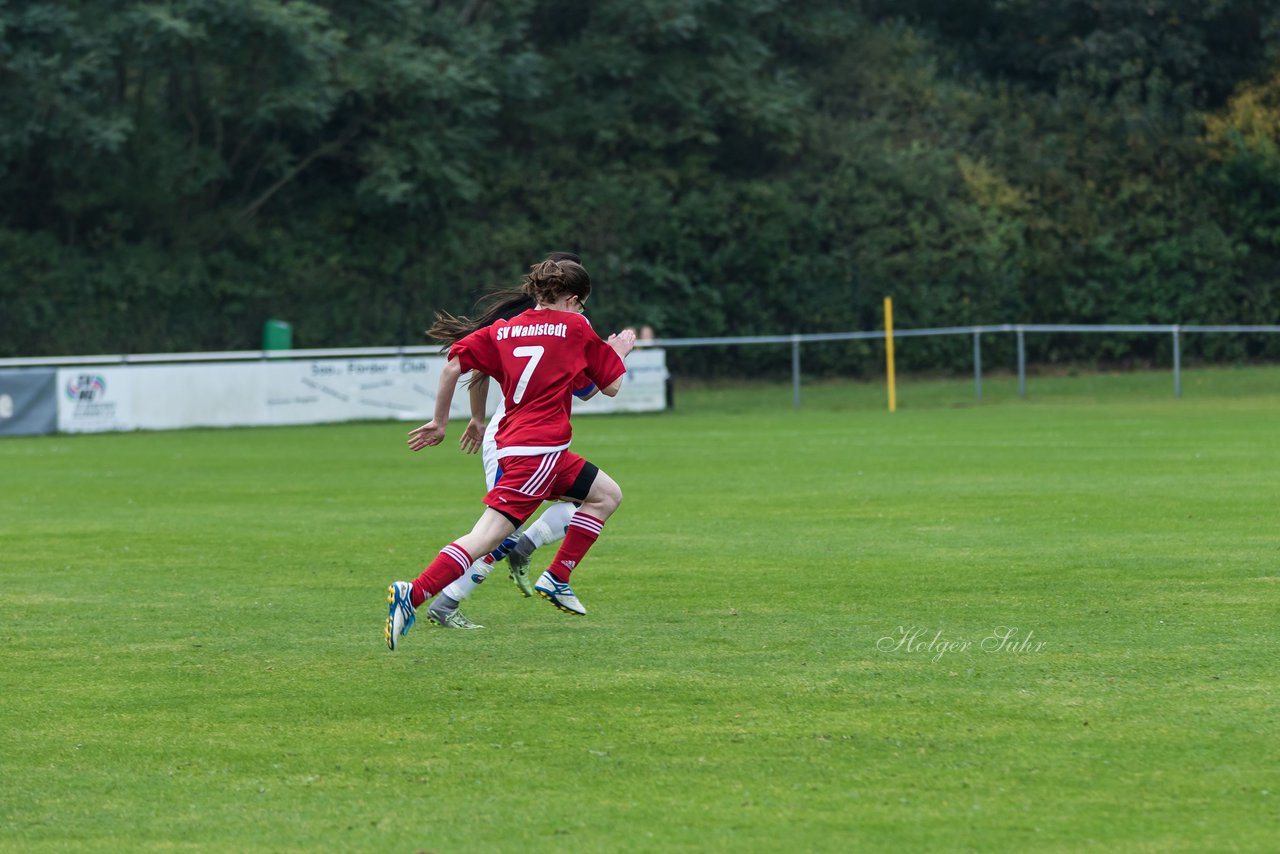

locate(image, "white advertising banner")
(54, 350), (667, 434)
(572, 348), (669, 414)
(262, 357), (443, 426)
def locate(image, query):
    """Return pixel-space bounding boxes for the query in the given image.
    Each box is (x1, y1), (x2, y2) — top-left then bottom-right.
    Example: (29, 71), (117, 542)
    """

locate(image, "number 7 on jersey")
(511, 345), (545, 404)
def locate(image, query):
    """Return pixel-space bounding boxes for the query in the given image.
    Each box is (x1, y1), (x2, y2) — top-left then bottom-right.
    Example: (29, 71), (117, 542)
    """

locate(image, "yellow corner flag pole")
(884, 296), (896, 412)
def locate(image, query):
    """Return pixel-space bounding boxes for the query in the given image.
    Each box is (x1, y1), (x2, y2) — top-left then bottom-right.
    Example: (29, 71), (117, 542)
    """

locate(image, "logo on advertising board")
(63, 372), (118, 423)
(66, 374), (106, 402)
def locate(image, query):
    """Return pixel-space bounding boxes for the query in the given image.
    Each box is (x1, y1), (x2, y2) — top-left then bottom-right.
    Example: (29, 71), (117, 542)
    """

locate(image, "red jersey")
(450, 309), (626, 458)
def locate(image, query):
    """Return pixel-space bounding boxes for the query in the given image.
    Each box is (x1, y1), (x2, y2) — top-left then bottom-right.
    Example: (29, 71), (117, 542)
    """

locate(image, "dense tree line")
(3, 0), (1279, 375)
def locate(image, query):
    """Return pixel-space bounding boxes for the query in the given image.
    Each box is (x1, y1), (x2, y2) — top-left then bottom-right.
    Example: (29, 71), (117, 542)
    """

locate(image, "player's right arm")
(408, 355), (463, 450)
(417, 324), (500, 451)
(459, 374), (489, 455)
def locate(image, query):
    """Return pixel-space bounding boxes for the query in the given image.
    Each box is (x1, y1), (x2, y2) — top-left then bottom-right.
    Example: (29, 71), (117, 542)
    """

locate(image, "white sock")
(527, 502), (576, 548)
(442, 558), (492, 602)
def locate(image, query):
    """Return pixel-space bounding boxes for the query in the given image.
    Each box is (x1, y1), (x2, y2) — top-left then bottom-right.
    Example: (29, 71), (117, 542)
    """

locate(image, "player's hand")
(408, 420), (446, 451)
(459, 418), (484, 455)
(608, 328), (637, 359)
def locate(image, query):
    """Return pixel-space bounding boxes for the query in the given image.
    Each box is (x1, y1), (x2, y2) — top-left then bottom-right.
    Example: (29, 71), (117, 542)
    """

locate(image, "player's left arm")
(608, 328), (637, 360)
(570, 345), (629, 402)
(586, 330), (632, 399)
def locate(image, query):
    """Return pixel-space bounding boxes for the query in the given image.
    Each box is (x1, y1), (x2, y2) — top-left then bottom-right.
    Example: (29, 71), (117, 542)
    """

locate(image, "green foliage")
(2, 0), (1280, 369)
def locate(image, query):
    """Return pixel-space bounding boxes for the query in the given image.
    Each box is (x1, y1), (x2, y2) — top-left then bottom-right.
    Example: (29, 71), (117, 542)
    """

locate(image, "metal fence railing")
(639, 323), (1280, 407)
(6, 323), (1278, 409)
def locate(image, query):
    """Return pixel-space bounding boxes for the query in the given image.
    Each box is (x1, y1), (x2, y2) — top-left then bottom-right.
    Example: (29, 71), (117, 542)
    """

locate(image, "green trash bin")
(263, 319), (292, 351)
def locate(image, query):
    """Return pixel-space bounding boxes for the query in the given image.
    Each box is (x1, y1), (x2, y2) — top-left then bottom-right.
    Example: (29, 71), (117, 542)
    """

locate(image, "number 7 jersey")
(449, 308), (626, 459)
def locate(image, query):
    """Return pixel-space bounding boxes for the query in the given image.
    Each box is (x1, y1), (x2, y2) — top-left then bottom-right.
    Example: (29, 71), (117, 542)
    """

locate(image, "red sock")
(410, 543), (473, 606)
(547, 513), (605, 582)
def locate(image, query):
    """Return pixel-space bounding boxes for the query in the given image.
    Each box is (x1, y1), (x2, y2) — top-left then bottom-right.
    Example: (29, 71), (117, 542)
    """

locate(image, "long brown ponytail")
(424, 251), (587, 346)
(424, 289), (532, 346)
(521, 258), (591, 307)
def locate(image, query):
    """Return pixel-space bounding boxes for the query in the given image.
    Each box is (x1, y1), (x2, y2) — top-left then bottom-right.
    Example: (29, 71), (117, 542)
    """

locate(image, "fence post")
(791, 334), (801, 409)
(884, 297), (896, 412)
(1173, 325), (1182, 399)
(1016, 327), (1026, 398)
(973, 330), (982, 401)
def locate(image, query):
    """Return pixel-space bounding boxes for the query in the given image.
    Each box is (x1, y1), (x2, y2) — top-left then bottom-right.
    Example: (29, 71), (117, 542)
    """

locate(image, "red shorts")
(484, 450), (594, 525)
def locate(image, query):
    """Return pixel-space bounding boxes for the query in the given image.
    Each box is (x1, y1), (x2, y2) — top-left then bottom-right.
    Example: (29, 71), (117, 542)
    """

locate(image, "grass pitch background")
(2, 367), (1277, 852)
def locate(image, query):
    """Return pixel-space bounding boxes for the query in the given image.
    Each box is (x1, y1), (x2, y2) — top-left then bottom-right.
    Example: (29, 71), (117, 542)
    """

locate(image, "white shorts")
(482, 400), (503, 490)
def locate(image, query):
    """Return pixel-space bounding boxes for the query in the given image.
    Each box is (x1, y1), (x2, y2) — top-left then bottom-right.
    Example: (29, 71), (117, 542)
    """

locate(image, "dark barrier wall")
(0, 369), (56, 436)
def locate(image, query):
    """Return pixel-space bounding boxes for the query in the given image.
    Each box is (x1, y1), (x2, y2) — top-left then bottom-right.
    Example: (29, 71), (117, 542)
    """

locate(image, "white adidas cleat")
(533, 571), (587, 616)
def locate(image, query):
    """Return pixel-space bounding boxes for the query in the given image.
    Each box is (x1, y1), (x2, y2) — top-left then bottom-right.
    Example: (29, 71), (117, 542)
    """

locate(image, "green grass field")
(2, 366), (1277, 852)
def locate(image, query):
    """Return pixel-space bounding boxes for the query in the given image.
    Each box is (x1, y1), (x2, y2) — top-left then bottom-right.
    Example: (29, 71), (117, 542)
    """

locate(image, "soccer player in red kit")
(384, 257), (636, 650)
